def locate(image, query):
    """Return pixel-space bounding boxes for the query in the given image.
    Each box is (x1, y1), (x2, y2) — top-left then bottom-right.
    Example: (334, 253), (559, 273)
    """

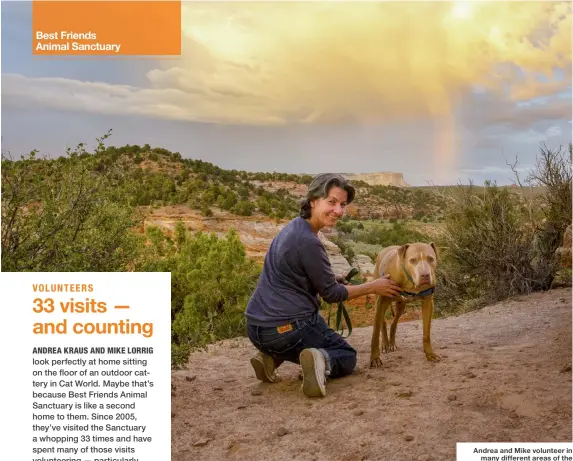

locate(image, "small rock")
(171, 412), (176, 418)
(237, 405), (247, 409)
(185, 375), (197, 382)
(354, 410), (364, 416)
(448, 395), (457, 401)
(171, 391), (176, 397)
(193, 438), (212, 447)
(277, 427), (290, 437)
(251, 389), (263, 396)
(224, 378), (236, 383)
(397, 391), (413, 398)
(213, 386), (223, 391)
(405, 435), (414, 441)
(348, 403), (358, 410)
(560, 364), (572, 373)
(224, 441), (235, 450)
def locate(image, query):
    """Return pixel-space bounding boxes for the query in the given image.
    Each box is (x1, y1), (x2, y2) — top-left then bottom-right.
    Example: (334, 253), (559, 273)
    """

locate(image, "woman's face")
(310, 186), (349, 228)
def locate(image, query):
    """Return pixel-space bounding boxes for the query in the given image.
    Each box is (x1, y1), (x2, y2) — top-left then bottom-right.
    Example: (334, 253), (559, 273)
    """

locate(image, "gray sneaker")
(250, 351), (281, 383)
(299, 348), (327, 398)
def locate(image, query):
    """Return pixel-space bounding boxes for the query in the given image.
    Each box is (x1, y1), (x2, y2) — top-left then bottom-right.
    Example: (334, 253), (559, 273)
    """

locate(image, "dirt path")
(172, 288), (572, 461)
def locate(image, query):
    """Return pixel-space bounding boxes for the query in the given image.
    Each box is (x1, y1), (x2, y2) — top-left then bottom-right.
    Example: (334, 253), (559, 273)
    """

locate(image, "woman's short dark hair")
(299, 173), (356, 219)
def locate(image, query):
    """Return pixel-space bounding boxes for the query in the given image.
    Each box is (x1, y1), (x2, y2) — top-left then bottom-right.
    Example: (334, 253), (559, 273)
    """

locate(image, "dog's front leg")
(421, 296), (440, 362)
(370, 295), (389, 368)
(387, 301), (405, 352)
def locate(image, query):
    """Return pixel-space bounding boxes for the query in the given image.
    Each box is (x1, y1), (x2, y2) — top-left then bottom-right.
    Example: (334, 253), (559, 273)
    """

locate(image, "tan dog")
(370, 242), (440, 368)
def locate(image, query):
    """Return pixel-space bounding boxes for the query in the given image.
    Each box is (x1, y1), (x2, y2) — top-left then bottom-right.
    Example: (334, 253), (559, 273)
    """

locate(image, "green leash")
(328, 267), (359, 338)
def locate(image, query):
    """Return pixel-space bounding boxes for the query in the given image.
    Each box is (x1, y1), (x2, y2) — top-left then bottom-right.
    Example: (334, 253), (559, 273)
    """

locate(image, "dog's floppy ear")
(430, 242), (438, 261)
(398, 244), (410, 261)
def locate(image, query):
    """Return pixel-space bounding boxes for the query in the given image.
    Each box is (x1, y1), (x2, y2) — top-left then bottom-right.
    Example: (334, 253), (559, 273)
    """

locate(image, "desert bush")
(1, 134), (143, 272)
(335, 220), (364, 234)
(434, 142), (571, 313)
(352, 221), (428, 247)
(136, 222), (261, 368)
(201, 205), (213, 217)
(437, 183), (547, 310)
(232, 200), (256, 216)
(526, 143), (572, 264)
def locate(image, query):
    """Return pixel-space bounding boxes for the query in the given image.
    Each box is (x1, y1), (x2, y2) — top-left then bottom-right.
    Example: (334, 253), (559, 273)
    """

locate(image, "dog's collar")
(399, 286), (435, 298)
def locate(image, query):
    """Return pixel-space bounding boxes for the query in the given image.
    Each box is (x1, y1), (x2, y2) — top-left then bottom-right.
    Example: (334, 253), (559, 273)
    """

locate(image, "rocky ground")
(171, 287), (572, 461)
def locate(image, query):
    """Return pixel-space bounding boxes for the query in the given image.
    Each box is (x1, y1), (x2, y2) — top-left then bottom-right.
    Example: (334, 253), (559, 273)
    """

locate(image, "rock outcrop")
(143, 206), (353, 272)
(352, 254), (376, 278)
(144, 207), (285, 264)
(346, 200), (413, 220)
(250, 180), (308, 198)
(342, 172), (410, 187)
(318, 232), (352, 276)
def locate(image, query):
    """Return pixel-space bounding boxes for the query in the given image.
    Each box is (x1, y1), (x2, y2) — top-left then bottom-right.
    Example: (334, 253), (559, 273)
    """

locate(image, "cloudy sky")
(2, 1), (571, 186)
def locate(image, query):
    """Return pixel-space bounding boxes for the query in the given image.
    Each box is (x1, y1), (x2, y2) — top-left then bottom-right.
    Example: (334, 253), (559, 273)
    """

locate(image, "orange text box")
(32, 1), (181, 56)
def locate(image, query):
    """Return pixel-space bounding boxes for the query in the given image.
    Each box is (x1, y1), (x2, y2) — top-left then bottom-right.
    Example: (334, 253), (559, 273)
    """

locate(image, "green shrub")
(434, 177), (565, 313)
(526, 142), (572, 259)
(136, 223), (261, 368)
(1, 135), (142, 272)
(352, 221), (428, 247)
(232, 200), (255, 216)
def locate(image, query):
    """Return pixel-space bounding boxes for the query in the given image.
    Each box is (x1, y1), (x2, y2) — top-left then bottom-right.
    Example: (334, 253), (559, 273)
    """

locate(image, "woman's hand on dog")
(371, 274), (401, 298)
(344, 273), (402, 300)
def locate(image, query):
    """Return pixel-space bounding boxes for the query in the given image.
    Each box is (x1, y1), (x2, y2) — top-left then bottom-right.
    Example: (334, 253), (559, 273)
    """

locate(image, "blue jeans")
(246, 313), (357, 379)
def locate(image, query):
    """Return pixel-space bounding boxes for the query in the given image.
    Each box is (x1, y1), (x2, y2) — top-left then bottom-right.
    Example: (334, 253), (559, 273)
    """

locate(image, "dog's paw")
(382, 344), (397, 354)
(369, 357), (383, 368)
(425, 352), (440, 362)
